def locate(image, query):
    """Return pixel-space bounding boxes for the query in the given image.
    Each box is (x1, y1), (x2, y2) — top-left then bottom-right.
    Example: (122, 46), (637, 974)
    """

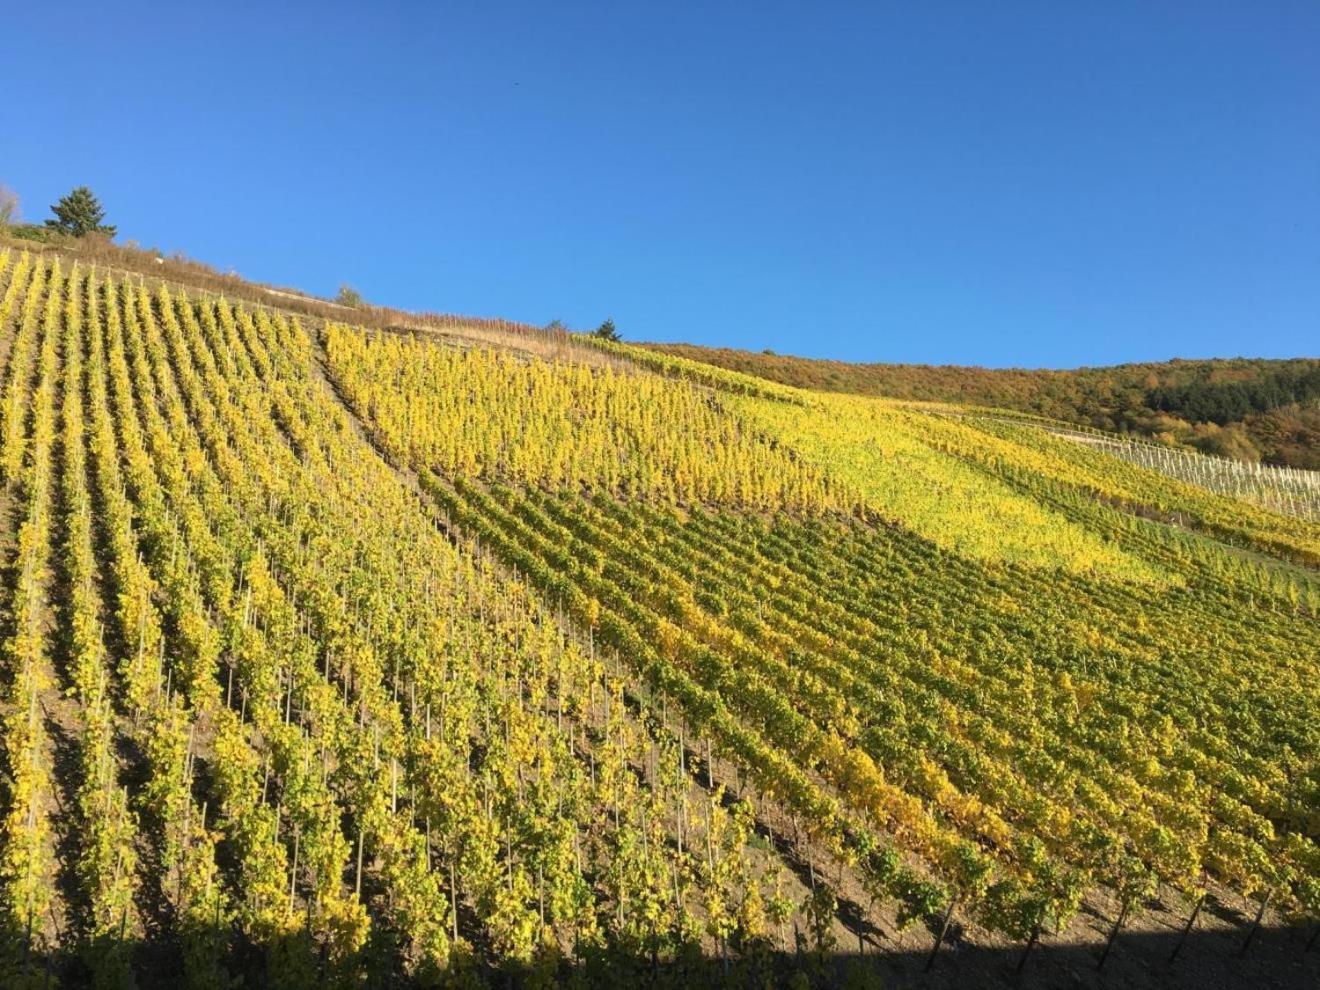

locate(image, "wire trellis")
(967, 415), (1320, 523)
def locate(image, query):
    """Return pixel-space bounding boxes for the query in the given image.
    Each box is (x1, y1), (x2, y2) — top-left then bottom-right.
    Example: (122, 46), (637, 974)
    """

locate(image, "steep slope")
(0, 252), (815, 988)
(326, 326), (1320, 973)
(0, 246), (1316, 989)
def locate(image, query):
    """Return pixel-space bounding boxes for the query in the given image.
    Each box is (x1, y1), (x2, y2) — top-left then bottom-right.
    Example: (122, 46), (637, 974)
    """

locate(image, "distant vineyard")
(603, 340), (1320, 566)
(972, 415), (1320, 522)
(641, 341), (1320, 470)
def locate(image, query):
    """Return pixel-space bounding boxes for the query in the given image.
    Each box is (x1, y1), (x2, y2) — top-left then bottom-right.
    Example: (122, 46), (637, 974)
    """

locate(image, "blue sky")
(4, 2), (1317, 367)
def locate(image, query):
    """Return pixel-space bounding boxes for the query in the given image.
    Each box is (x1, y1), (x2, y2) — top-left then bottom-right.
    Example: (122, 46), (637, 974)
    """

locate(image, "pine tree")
(45, 186), (116, 238)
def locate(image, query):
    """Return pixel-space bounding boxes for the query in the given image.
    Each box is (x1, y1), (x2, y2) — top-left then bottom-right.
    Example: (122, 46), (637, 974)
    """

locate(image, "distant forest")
(643, 345), (1320, 470)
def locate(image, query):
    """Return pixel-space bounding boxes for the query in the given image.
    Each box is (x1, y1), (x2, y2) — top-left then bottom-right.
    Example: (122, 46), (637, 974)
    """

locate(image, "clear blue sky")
(4, 2), (1317, 367)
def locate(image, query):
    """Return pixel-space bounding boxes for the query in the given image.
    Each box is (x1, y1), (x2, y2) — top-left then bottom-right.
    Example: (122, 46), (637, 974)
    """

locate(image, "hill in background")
(644, 344), (1320, 470)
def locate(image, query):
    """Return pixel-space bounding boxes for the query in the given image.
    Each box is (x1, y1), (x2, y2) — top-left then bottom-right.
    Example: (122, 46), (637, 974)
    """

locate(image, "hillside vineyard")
(0, 248), (1316, 987)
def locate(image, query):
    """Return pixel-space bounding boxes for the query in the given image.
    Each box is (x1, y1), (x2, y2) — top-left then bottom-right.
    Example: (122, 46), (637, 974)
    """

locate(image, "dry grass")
(0, 232), (627, 369)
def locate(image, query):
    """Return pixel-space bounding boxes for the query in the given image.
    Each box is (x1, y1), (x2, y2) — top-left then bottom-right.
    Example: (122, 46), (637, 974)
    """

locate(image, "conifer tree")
(46, 185), (116, 238)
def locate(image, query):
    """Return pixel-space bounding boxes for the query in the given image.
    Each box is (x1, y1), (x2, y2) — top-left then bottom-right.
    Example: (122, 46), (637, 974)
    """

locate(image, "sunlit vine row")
(0, 257), (60, 972)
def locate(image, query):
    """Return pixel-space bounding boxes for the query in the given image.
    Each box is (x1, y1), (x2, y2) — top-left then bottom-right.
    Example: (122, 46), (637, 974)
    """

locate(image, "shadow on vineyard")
(1, 923), (1317, 989)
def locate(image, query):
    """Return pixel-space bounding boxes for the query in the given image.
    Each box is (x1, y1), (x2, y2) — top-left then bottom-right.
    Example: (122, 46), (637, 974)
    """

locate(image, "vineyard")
(0, 245), (1317, 988)
(963, 413), (1320, 523)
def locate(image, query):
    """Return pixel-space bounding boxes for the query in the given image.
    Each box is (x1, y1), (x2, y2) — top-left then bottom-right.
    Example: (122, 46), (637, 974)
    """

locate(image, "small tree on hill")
(46, 186), (116, 238)
(0, 185), (18, 230)
(335, 284), (365, 308)
(593, 318), (621, 343)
